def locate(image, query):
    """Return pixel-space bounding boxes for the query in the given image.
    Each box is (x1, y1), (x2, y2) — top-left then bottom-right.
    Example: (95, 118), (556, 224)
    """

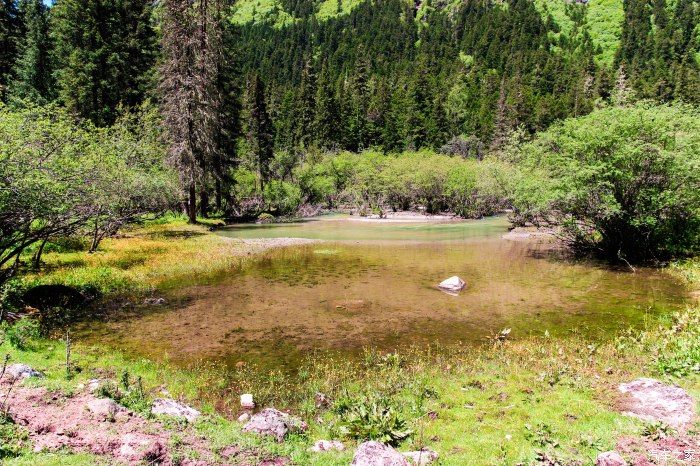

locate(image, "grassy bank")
(0, 221), (698, 465)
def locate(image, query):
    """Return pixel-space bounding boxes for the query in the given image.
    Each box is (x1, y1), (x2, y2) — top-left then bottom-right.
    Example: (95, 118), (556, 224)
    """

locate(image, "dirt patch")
(0, 376), (288, 465)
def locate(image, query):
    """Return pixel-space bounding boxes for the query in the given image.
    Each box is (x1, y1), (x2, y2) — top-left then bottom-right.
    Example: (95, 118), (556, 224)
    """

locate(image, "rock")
(240, 393), (255, 409)
(351, 441), (410, 466)
(86, 379), (102, 393)
(403, 449), (439, 465)
(143, 297), (165, 305)
(87, 398), (121, 418)
(243, 408), (307, 441)
(151, 398), (200, 422)
(6, 363), (44, 380)
(618, 378), (696, 429)
(437, 276), (465, 294)
(310, 440), (345, 452)
(314, 392), (328, 408)
(595, 451), (627, 466)
(237, 412), (250, 423)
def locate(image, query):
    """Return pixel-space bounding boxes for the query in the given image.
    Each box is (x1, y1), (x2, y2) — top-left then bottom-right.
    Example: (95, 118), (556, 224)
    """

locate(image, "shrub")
(1, 319), (41, 350)
(334, 392), (412, 446)
(510, 103), (700, 263)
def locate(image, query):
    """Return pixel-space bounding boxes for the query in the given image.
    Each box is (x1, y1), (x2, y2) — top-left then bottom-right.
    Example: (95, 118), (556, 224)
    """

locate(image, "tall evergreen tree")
(245, 74), (274, 190)
(10, 0), (53, 103)
(0, 0), (21, 100)
(51, 0), (157, 125)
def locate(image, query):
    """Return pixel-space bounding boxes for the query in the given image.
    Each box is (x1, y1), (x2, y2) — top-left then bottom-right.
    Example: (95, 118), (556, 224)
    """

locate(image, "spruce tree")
(10, 0), (53, 103)
(245, 74), (274, 190)
(0, 0), (21, 100)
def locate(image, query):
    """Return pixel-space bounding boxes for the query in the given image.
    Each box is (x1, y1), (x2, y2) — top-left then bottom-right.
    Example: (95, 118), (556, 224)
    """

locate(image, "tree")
(245, 74), (274, 190)
(159, 0), (221, 223)
(511, 103), (700, 263)
(0, 0), (22, 100)
(51, 0), (157, 125)
(10, 0), (53, 103)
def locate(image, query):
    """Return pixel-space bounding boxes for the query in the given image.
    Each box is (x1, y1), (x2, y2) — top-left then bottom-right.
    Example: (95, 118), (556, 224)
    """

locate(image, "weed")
(641, 421), (676, 441)
(2, 319), (40, 350)
(525, 423), (560, 448)
(334, 392), (412, 446)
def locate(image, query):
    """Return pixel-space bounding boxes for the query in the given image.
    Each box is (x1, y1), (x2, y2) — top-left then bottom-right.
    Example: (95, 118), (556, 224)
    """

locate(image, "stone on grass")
(618, 378), (696, 429)
(437, 276), (465, 294)
(351, 441), (410, 466)
(243, 408), (307, 442)
(240, 393), (255, 409)
(595, 451), (626, 466)
(6, 363), (44, 380)
(403, 448), (439, 465)
(151, 398), (200, 422)
(237, 412), (250, 423)
(310, 440), (345, 452)
(87, 398), (121, 418)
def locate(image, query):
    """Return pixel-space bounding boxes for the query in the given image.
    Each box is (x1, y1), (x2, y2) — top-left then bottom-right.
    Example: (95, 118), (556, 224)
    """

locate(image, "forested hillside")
(232, 0), (700, 152)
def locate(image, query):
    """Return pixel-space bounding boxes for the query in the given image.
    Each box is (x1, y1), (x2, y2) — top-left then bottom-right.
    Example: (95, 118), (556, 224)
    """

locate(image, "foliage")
(1, 319), (40, 350)
(333, 392), (412, 446)
(0, 417), (28, 459)
(0, 104), (177, 283)
(510, 102), (700, 263)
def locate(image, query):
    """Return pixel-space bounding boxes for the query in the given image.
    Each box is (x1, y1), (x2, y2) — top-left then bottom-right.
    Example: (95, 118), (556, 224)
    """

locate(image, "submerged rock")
(6, 363), (44, 380)
(150, 398), (200, 422)
(243, 408), (307, 441)
(437, 276), (465, 294)
(310, 439), (345, 452)
(595, 451), (627, 466)
(403, 449), (439, 465)
(618, 378), (696, 429)
(351, 441), (410, 466)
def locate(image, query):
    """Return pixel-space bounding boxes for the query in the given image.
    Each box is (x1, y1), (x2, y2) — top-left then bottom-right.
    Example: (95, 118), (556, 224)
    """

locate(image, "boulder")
(618, 378), (696, 429)
(351, 441), (410, 466)
(310, 440), (345, 452)
(6, 363), (44, 380)
(240, 393), (255, 409)
(151, 398), (200, 422)
(243, 408), (307, 441)
(595, 451), (627, 466)
(87, 398), (121, 418)
(437, 276), (465, 294)
(403, 449), (439, 465)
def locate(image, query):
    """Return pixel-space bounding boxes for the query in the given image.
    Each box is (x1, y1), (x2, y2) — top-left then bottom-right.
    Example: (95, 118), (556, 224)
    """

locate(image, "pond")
(78, 215), (689, 371)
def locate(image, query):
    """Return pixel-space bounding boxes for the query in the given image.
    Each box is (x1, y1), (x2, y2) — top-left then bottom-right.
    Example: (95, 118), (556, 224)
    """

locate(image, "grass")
(0, 221), (698, 464)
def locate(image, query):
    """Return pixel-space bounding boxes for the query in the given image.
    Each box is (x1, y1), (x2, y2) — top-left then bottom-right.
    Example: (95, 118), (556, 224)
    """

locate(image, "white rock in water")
(437, 276), (465, 293)
(240, 393), (255, 409)
(6, 363), (44, 380)
(310, 440), (345, 452)
(151, 398), (200, 422)
(403, 449), (439, 465)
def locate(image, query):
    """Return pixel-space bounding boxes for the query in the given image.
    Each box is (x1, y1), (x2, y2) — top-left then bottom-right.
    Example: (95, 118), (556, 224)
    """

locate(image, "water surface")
(78, 216), (688, 370)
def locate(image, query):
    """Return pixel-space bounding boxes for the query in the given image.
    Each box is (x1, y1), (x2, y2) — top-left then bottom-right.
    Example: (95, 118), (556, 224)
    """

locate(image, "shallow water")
(78, 216), (689, 370)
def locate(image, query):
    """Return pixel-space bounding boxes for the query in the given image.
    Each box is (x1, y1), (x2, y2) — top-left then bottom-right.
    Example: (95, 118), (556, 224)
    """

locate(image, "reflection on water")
(77, 216), (688, 370)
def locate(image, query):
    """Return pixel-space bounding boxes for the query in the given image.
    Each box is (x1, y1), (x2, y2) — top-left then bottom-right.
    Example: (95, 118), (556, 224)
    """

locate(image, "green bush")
(334, 392), (412, 446)
(1, 319), (41, 350)
(510, 103), (700, 263)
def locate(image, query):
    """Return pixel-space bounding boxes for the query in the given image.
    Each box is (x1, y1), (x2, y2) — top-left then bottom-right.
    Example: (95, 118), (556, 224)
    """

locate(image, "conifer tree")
(0, 0), (21, 100)
(245, 74), (274, 190)
(10, 0), (53, 103)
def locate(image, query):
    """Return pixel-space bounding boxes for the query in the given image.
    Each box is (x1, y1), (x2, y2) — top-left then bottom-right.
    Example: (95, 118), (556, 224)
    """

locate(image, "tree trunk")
(200, 189), (209, 218)
(188, 181), (197, 224)
(33, 238), (48, 269)
(215, 179), (222, 212)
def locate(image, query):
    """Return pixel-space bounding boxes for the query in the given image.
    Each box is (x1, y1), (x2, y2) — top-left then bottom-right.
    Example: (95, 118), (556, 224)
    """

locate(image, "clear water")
(78, 216), (689, 370)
